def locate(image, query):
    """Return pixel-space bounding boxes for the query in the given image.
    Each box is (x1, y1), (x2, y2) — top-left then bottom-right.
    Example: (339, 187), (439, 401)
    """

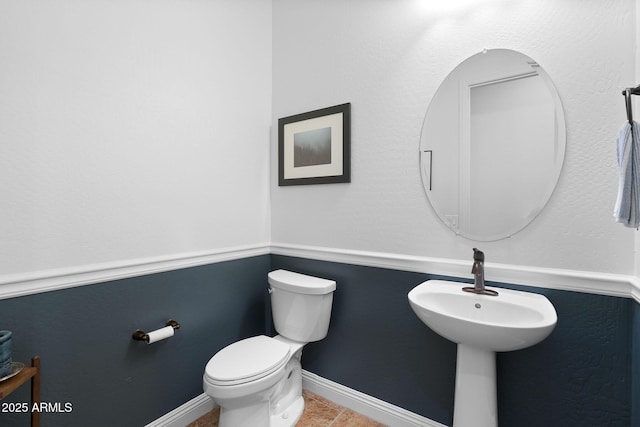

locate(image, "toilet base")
(216, 388), (304, 427)
(214, 346), (305, 427)
(270, 395), (304, 427)
(219, 399), (270, 427)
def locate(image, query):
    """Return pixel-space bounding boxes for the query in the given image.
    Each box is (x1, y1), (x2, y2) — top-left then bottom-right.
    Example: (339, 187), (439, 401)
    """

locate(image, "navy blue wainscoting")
(0, 255), (271, 427)
(270, 255), (633, 427)
(496, 285), (631, 427)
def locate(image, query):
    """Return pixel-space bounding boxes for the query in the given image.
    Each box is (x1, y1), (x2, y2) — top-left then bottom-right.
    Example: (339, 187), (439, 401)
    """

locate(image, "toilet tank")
(268, 270), (336, 342)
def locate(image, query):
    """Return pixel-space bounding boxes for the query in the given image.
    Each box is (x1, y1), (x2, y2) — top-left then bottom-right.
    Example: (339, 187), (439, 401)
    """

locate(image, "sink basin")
(409, 279), (557, 427)
(408, 279), (557, 351)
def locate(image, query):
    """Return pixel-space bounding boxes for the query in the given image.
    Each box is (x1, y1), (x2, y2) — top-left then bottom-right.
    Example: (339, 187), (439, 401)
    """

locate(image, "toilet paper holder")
(132, 319), (180, 343)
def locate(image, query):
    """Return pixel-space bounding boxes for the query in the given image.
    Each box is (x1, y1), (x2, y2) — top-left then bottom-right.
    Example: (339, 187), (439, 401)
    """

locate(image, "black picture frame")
(278, 103), (351, 186)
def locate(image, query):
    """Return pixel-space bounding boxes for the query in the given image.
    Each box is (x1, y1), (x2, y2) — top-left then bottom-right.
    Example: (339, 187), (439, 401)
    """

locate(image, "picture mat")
(283, 112), (344, 179)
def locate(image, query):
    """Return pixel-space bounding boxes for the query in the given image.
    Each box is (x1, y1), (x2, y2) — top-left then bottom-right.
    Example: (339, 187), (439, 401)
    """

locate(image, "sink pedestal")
(453, 344), (497, 427)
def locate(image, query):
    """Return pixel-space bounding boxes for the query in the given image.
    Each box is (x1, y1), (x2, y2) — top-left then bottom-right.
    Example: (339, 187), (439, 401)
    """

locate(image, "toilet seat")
(205, 335), (290, 386)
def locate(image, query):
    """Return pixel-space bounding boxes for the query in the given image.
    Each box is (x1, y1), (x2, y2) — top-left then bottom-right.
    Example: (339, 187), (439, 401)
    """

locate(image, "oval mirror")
(419, 49), (566, 241)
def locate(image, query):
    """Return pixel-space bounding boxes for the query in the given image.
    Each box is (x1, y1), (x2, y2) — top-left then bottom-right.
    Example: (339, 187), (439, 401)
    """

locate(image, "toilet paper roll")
(146, 326), (175, 344)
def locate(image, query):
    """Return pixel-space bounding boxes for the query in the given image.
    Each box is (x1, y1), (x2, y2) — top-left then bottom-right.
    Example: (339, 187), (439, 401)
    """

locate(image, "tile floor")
(187, 390), (387, 427)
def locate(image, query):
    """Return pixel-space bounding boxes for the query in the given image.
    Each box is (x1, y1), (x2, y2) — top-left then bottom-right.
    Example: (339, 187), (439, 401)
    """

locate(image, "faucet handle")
(473, 248), (484, 262)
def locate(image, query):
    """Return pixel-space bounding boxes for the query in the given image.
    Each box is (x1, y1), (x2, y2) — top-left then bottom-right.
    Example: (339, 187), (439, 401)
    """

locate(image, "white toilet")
(203, 269), (336, 427)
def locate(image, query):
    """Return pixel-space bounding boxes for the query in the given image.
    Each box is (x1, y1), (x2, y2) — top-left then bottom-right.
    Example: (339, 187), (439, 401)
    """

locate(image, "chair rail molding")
(2, 242), (638, 304)
(270, 243), (639, 303)
(0, 244), (271, 301)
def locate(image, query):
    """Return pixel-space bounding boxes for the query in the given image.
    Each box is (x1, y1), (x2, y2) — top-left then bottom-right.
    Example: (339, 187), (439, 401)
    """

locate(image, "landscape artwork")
(278, 103), (350, 186)
(293, 127), (332, 167)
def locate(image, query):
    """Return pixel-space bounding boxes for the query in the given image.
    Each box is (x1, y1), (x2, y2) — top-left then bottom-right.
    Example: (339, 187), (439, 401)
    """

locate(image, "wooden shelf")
(0, 356), (41, 427)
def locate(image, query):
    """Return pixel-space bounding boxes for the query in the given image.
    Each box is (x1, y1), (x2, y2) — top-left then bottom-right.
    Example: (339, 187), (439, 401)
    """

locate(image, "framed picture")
(278, 103), (351, 186)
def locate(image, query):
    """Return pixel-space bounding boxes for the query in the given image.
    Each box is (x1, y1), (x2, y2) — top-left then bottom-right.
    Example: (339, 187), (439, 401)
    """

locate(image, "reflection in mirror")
(419, 49), (566, 241)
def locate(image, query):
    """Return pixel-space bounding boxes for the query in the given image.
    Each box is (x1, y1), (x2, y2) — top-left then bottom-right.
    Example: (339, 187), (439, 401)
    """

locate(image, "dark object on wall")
(278, 103), (351, 186)
(623, 85), (640, 124)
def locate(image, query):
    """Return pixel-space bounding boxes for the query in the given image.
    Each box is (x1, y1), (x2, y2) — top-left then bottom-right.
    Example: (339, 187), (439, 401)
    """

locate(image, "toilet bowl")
(203, 270), (336, 427)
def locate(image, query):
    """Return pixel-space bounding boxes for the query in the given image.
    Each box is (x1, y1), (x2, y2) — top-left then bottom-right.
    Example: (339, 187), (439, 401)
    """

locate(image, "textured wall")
(498, 286), (632, 426)
(272, 255), (633, 427)
(0, 256), (270, 427)
(271, 0), (635, 274)
(0, 0), (272, 277)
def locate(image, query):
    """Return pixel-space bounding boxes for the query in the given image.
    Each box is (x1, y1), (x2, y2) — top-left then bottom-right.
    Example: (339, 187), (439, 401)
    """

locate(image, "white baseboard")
(146, 372), (446, 427)
(145, 393), (214, 427)
(302, 370), (448, 427)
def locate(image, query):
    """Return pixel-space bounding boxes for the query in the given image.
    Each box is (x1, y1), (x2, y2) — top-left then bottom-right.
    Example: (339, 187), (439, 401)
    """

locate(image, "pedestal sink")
(408, 280), (557, 427)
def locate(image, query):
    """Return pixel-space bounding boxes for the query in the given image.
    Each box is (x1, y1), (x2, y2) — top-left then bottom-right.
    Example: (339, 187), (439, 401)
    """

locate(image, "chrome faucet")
(463, 248), (498, 296)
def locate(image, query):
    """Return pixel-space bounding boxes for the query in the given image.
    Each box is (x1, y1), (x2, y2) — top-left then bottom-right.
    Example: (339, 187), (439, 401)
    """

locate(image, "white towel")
(614, 121), (640, 228)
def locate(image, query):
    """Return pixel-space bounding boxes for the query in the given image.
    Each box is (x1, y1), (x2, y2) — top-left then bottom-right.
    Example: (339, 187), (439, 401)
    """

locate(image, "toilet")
(203, 269), (336, 427)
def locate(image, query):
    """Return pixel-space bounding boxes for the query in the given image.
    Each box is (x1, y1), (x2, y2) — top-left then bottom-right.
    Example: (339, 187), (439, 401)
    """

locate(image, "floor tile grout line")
(326, 407), (346, 427)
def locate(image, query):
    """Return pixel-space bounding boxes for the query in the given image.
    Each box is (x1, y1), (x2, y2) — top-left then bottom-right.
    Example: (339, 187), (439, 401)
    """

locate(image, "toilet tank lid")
(268, 269), (336, 295)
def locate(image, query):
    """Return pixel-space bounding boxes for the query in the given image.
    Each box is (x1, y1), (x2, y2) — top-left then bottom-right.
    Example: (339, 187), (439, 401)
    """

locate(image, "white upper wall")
(0, 0), (272, 276)
(1, 0), (636, 283)
(271, 0), (636, 274)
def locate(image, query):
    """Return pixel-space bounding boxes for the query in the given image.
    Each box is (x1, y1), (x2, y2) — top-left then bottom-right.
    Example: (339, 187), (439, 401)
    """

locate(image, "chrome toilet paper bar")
(132, 319), (180, 344)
